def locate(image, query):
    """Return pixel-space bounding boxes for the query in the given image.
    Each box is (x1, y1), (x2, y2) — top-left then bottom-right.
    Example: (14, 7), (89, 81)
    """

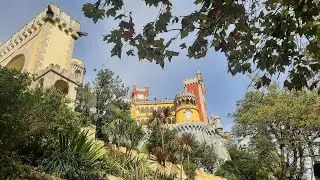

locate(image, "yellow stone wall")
(175, 104), (200, 123)
(41, 22), (74, 70)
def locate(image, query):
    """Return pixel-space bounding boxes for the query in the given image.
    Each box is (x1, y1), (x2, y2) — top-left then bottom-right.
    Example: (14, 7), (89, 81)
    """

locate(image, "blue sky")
(0, 0), (251, 131)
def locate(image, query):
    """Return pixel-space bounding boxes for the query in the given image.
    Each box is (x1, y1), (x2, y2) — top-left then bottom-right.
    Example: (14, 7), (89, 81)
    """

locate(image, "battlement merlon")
(183, 77), (198, 87)
(49, 4), (80, 33)
(0, 4), (80, 53)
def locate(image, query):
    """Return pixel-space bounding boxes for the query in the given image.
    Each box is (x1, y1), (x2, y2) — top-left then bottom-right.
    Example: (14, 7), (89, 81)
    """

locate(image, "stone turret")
(131, 84), (149, 102)
(213, 116), (223, 134)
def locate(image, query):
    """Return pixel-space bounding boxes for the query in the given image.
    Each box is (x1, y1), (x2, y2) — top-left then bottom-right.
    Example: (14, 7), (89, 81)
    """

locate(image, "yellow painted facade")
(130, 88), (203, 124)
(175, 104), (200, 123)
(131, 101), (175, 124)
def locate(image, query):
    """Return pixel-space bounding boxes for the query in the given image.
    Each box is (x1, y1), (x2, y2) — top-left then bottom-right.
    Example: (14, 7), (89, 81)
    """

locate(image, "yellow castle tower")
(0, 4), (85, 102)
(174, 92), (200, 123)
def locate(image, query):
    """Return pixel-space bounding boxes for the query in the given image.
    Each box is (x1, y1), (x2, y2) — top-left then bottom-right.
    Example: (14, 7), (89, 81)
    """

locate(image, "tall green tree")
(75, 83), (96, 119)
(94, 69), (129, 138)
(232, 86), (320, 179)
(76, 69), (129, 139)
(82, 0), (320, 91)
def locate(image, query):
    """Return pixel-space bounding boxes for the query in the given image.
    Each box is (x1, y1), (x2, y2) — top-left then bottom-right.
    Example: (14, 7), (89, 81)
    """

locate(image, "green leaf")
(180, 43), (187, 49)
(111, 43), (123, 59)
(106, 8), (117, 17)
(155, 11), (172, 32)
(82, 3), (105, 23)
(180, 30), (189, 39)
(145, 0), (159, 6)
(126, 49), (134, 56)
(194, 0), (203, 4)
(165, 50), (179, 57)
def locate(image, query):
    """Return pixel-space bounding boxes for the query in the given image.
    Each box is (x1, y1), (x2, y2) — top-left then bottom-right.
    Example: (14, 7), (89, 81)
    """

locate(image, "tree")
(189, 143), (218, 174)
(103, 107), (145, 151)
(232, 86), (320, 179)
(82, 0), (320, 91)
(75, 83), (96, 119)
(176, 133), (197, 179)
(76, 69), (129, 138)
(215, 147), (269, 180)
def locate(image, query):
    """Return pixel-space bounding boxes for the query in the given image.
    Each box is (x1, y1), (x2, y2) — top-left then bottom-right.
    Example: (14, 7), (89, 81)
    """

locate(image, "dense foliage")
(229, 86), (320, 179)
(216, 147), (269, 180)
(0, 67), (92, 179)
(82, 0), (320, 91)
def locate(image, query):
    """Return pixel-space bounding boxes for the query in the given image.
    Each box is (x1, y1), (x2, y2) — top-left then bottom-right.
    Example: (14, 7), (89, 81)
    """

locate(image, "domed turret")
(71, 58), (84, 67)
(174, 92), (200, 123)
(213, 116), (223, 134)
(70, 58), (85, 84)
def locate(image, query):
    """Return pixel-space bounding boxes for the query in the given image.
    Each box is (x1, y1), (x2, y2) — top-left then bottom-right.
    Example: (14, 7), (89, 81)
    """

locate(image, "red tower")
(131, 84), (149, 102)
(183, 71), (208, 122)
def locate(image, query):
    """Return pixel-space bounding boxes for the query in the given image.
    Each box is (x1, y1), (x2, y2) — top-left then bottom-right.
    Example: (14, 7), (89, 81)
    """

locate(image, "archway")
(6, 54), (25, 71)
(54, 80), (69, 94)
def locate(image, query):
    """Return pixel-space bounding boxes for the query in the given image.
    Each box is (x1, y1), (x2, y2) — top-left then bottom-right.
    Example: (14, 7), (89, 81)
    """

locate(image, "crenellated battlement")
(0, 4), (80, 60)
(71, 62), (85, 73)
(183, 77), (199, 87)
(136, 88), (147, 92)
(35, 63), (81, 85)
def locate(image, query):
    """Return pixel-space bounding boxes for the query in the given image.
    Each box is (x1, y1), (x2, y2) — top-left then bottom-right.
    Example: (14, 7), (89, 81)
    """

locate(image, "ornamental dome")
(71, 58), (84, 67)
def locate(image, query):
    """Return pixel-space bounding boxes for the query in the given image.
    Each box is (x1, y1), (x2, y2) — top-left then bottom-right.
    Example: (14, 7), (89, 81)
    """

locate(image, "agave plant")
(39, 130), (106, 180)
(148, 146), (179, 179)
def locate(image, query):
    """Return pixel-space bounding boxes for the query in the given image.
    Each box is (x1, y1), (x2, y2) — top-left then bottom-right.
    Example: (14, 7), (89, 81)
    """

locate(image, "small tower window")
(75, 70), (81, 82)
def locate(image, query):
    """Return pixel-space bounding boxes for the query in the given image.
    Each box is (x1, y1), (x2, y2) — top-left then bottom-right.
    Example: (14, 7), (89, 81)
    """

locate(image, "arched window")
(141, 107), (145, 113)
(170, 106), (175, 112)
(186, 99), (190, 104)
(6, 54), (25, 71)
(54, 80), (69, 94)
(75, 70), (81, 81)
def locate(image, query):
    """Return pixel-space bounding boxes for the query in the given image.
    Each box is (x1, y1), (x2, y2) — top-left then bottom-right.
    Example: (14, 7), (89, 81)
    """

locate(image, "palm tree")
(176, 133), (197, 180)
(148, 107), (171, 149)
(125, 120), (145, 152)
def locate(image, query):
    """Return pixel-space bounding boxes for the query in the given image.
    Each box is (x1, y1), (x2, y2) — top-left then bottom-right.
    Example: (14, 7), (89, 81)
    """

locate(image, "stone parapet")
(183, 77), (199, 87)
(132, 99), (174, 105)
(173, 122), (231, 162)
(35, 63), (80, 85)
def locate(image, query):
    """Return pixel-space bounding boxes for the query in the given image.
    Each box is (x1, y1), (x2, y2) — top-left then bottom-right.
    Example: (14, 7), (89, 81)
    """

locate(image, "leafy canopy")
(82, 0), (320, 91)
(232, 86), (320, 179)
